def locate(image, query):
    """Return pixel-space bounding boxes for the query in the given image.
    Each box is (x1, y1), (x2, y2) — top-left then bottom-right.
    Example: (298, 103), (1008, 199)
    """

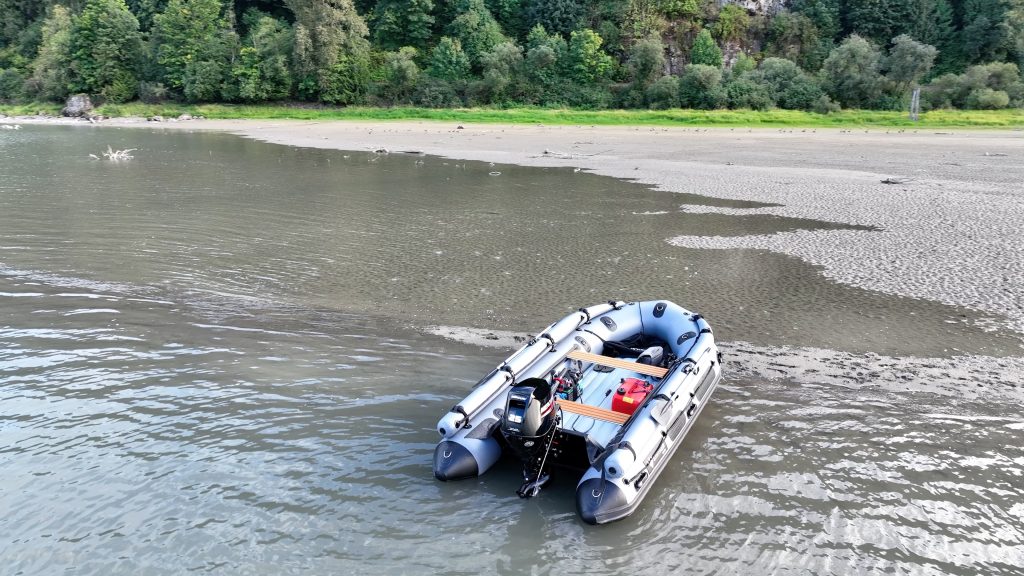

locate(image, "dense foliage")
(1, 0), (1022, 110)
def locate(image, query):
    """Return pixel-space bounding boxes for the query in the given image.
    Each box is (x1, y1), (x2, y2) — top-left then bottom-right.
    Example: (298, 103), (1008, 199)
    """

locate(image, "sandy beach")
(5, 115), (1023, 395)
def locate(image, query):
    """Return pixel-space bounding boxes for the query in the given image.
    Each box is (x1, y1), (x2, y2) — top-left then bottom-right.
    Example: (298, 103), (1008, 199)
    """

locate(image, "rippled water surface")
(2, 125), (1022, 575)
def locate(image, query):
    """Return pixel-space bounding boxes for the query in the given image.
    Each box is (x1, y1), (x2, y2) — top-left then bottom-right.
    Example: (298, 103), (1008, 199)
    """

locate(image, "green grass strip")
(4, 102), (1023, 128)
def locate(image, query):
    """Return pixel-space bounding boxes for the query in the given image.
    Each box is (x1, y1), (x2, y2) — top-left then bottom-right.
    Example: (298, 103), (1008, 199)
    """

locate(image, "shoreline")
(5, 115), (1024, 334)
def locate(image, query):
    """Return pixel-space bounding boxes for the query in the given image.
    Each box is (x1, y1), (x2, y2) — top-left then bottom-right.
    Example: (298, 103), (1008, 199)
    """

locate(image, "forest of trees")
(0, 0), (1022, 111)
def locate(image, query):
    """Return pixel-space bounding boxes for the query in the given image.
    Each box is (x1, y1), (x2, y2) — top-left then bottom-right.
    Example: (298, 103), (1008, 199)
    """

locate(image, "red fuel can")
(611, 377), (653, 416)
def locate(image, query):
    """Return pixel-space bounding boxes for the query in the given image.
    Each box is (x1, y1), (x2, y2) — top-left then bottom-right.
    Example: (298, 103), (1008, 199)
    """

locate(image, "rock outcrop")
(728, 0), (786, 14)
(61, 94), (94, 118)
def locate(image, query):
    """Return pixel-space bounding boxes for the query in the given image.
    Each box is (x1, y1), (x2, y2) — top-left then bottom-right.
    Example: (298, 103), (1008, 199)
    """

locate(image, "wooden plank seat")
(567, 349), (668, 379)
(555, 399), (629, 425)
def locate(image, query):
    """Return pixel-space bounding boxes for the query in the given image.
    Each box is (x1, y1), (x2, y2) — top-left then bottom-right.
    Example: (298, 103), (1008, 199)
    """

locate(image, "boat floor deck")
(556, 399), (628, 424)
(558, 358), (658, 446)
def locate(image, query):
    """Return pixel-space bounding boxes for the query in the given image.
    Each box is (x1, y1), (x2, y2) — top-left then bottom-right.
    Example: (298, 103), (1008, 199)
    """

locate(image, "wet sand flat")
(183, 119), (1024, 334)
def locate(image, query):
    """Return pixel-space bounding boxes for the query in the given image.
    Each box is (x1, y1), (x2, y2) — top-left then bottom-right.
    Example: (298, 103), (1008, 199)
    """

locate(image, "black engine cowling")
(501, 378), (555, 439)
(500, 377), (558, 498)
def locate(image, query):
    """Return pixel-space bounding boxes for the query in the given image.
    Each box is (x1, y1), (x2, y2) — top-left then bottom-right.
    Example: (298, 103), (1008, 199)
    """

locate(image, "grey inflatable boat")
(433, 300), (722, 524)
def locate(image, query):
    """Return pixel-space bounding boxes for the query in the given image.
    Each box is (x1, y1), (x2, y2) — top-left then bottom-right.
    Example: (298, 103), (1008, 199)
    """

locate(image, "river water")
(1, 125), (1022, 575)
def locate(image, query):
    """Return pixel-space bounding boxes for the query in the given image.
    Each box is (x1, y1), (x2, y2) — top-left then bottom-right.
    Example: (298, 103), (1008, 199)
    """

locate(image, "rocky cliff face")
(663, 0), (788, 74)
(722, 0), (787, 15)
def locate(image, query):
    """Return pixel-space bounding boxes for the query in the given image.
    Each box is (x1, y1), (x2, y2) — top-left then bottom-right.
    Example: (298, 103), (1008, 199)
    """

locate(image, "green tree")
(767, 11), (825, 70)
(724, 75), (773, 109)
(690, 28), (722, 67)
(883, 34), (937, 93)
(623, 0), (666, 44)
(377, 46), (420, 103)
(841, 0), (914, 43)
(714, 4), (750, 44)
(678, 63), (725, 108)
(747, 57), (821, 108)
(524, 43), (558, 95)
(627, 35), (664, 88)
(371, 0), (434, 52)
(645, 75), (678, 108)
(821, 34), (883, 108)
(446, 0), (507, 67)
(523, 25), (566, 99)
(958, 0), (1015, 66)
(907, 0), (956, 72)
(288, 0), (371, 100)
(789, 0), (840, 40)
(961, 15), (996, 64)
(786, 0), (835, 69)
(476, 41), (522, 103)
(566, 29), (613, 84)
(128, 0), (168, 32)
(152, 0), (233, 92)
(0, 67), (26, 100)
(317, 51), (374, 103)
(732, 53), (756, 74)
(0, 0), (45, 53)
(908, 0), (953, 46)
(525, 0), (583, 38)
(182, 60), (223, 100)
(232, 10), (293, 101)
(922, 71), (963, 107)
(70, 0), (142, 101)
(966, 86), (1010, 108)
(412, 77), (462, 106)
(962, 61), (1024, 104)
(750, 57), (800, 91)
(26, 5), (73, 101)
(620, 35), (663, 106)
(657, 0), (699, 19)
(1009, 2), (1024, 69)
(486, 0), (524, 38)
(427, 36), (471, 80)
(526, 24), (567, 55)
(778, 74), (825, 109)
(924, 62), (1024, 108)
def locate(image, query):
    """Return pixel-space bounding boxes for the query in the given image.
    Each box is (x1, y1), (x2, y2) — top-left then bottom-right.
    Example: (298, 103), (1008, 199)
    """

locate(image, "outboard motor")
(500, 377), (559, 498)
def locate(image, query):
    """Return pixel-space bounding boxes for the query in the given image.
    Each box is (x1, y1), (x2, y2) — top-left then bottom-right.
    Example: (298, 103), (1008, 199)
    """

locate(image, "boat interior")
(540, 336), (676, 470)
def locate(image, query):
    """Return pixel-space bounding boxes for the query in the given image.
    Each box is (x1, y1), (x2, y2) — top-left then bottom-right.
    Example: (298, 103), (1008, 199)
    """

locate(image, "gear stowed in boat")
(432, 300), (723, 524)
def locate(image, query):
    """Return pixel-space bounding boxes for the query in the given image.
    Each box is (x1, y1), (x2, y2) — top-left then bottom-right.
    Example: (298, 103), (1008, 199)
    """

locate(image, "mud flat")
(192, 120), (1024, 333)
